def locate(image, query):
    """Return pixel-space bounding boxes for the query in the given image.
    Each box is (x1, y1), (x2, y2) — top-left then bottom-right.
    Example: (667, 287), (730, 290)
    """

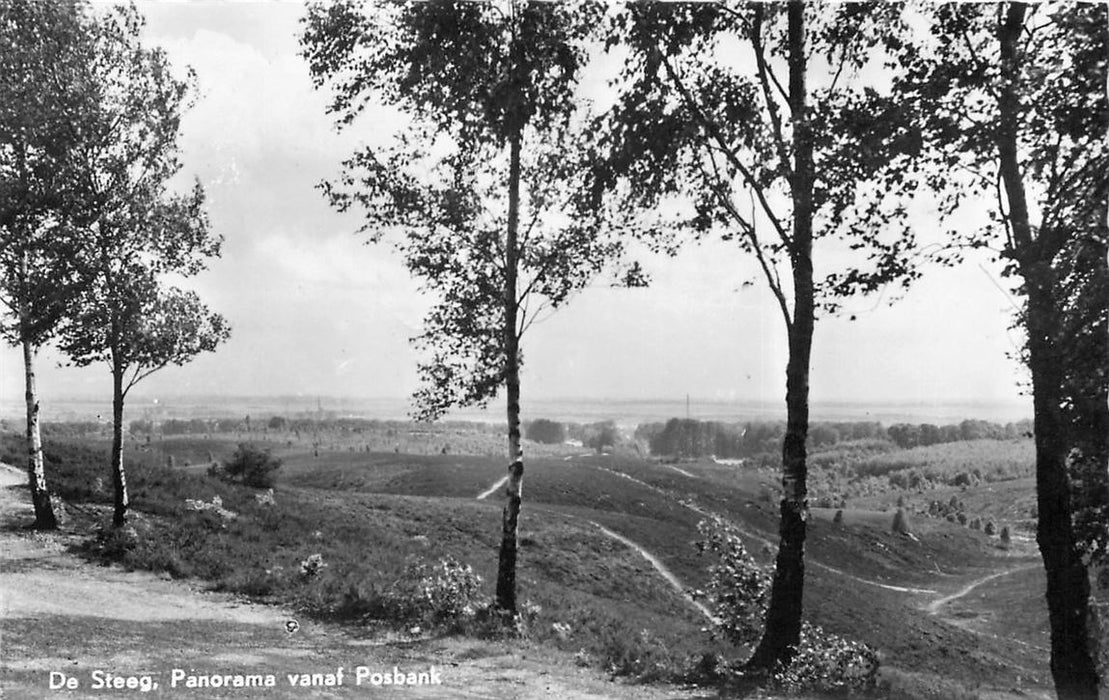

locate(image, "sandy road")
(0, 464), (703, 700)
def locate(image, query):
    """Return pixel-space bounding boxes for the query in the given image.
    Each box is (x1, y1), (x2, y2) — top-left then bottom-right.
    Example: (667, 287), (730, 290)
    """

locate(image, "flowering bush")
(184, 494), (237, 522)
(692, 517), (772, 646)
(415, 557), (483, 621)
(693, 518), (880, 693)
(771, 622), (880, 693)
(300, 553), (327, 578)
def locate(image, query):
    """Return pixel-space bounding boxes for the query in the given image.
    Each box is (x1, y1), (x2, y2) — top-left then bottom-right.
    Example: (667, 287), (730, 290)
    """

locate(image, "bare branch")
(700, 149), (792, 329)
(752, 5), (794, 184)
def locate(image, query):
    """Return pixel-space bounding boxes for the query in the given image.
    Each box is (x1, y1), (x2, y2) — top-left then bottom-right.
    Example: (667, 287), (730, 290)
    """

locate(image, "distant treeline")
(638, 417), (1033, 458)
(636, 419), (884, 459)
(886, 419), (1032, 448)
(127, 416), (506, 437)
(524, 419), (619, 451)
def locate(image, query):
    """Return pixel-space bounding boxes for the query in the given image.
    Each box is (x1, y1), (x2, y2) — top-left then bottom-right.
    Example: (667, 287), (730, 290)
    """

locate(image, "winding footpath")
(586, 462), (939, 595)
(589, 523), (716, 623)
(474, 461), (1048, 631)
(924, 564), (1041, 616)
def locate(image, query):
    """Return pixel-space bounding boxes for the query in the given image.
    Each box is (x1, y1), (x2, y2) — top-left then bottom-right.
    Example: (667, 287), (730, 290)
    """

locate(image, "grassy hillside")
(1, 431), (1055, 696)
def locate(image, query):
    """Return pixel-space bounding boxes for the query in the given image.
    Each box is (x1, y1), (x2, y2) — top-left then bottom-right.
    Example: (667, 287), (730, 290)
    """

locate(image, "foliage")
(220, 443), (282, 489)
(890, 6), (1108, 639)
(525, 418), (566, 445)
(692, 516), (879, 691)
(692, 517), (771, 646)
(770, 621), (880, 694)
(300, 0), (620, 422)
(887, 419), (1032, 449)
(46, 3), (227, 527)
(63, 272), (228, 391)
(592, 2), (937, 665)
(584, 421), (620, 453)
(891, 508), (911, 536)
(299, 553), (327, 578)
(407, 556), (485, 623)
(848, 439), (1035, 494)
(593, 3), (924, 312)
(0, 0), (92, 349)
(47, 3), (228, 396)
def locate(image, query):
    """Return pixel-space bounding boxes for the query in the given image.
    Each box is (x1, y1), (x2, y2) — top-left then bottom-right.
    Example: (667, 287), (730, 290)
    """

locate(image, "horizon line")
(0, 392), (1031, 407)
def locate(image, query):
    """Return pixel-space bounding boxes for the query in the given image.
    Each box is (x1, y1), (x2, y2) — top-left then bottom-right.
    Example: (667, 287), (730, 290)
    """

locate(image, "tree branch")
(657, 51), (792, 249)
(752, 4), (794, 181)
(700, 149), (792, 329)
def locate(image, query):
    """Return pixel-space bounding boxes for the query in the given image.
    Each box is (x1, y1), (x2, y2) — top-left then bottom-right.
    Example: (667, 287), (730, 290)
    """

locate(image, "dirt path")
(475, 467), (717, 622)
(925, 564), (1041, 616)
(583, 463), (939, 596)
(588, 523), (716, 623)
(0, 464), (704, 700)
(476, 474), (509, 500)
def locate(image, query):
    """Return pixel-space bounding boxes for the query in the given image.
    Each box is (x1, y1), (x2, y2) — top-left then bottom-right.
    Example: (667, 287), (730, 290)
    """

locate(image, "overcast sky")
(1, 2), (1030, 415)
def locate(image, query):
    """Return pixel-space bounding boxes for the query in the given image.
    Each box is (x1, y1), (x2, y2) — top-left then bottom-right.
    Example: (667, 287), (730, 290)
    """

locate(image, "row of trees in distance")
(639, 417), (1035, 459)
(302, 1), (1106, 694)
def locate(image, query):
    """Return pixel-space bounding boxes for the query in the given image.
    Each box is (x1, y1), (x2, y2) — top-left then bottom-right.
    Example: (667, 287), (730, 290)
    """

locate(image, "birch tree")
(0, 0), (97, 529)
(591, 2), (920, 669)
(56, 5), (228, 527)
(301, 0), (620, 615)
(890, 4), (1108, 695)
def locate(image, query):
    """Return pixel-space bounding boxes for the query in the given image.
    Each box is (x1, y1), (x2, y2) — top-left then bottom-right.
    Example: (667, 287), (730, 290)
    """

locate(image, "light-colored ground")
(0, 464), (708, 700)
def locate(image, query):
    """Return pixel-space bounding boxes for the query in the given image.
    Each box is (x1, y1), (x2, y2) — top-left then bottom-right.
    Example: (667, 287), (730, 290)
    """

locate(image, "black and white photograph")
(1, 1), (1106, 698)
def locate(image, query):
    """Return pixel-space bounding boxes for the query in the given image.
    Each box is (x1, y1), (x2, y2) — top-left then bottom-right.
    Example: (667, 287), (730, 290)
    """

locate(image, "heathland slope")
(0, 463), (705, 700)
(0, 426), (1061, 698)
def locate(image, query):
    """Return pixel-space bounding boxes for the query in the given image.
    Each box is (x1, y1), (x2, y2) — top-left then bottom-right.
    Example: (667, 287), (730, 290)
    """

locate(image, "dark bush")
(891, 508), (912, 535)
(585, 421), (619, 453)
(221, 443), (282, 488)
(525, 419), (566, 445)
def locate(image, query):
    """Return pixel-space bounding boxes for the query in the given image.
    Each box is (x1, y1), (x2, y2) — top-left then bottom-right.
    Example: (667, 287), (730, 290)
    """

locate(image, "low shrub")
(692, 517), (771, 646)
(891, 508), (912, 535)
(693, 517), (879, 693)
(525, 419), (566, 445)
(412, 556), (485, 622)
(599, 627), (682, 683)
(771, 622), (880, 694)
(220, 443), (282, 488)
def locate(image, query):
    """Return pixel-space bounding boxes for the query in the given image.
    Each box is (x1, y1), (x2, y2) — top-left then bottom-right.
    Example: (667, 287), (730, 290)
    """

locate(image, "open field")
(0, 423), (1076, 698)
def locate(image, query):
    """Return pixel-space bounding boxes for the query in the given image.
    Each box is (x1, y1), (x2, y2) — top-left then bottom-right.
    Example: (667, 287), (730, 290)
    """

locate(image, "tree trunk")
(748, 0), (814, 671)
(1026, 279), (1100, 699)
(997, 5), (1099, 695)
(110, 362), (129, 527)
(495, 128), (524, 615)
(22, 335), (57, 530)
